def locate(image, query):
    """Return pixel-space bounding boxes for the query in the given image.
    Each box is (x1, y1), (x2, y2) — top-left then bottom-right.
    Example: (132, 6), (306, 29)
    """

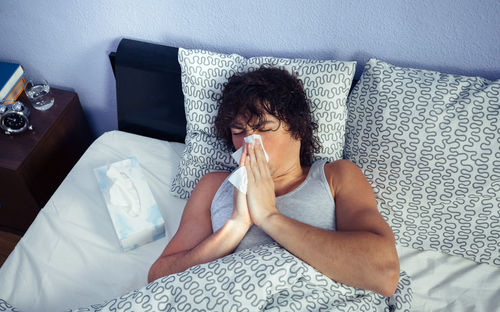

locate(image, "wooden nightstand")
(0, 88), (94, 234)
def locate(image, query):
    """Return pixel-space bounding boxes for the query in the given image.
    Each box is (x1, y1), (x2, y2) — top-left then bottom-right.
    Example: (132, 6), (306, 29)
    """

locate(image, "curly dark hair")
(214, 65), (321, 166)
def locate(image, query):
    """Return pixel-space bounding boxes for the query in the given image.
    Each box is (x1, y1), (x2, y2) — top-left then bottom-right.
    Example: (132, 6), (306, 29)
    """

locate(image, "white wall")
(1, 0), (499, 136)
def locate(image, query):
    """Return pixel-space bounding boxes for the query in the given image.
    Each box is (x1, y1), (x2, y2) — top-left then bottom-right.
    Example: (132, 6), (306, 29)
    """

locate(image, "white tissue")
(231, 134), (270, 163)
(229, 168), (249, 194)
(228, 134), (269, 194)
(106, 166), (141, 217)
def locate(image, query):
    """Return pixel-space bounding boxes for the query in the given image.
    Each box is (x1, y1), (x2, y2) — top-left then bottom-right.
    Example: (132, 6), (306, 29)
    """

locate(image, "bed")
(0, 38), (498, 312)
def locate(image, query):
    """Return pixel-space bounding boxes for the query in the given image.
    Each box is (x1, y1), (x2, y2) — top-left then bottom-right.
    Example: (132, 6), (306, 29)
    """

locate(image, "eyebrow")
(230, 120), (277, 129)
(229, 122), (244, 129)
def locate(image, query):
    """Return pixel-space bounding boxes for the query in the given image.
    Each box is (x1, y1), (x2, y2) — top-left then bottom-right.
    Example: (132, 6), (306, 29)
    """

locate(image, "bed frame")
(110, 38), (186, 143)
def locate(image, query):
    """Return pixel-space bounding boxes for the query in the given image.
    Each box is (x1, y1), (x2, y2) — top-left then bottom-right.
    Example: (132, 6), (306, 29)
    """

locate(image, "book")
(0, 62), (25, 104)
(94, 157), (165, 251)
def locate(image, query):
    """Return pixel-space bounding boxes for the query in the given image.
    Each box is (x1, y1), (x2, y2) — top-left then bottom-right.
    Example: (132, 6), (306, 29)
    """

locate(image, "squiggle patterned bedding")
(62, 243), (412, 312)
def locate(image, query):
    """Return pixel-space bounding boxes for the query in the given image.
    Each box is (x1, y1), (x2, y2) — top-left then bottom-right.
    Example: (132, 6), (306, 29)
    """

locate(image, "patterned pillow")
(344, 58), (500, 266)
(170, 48), (356, 199)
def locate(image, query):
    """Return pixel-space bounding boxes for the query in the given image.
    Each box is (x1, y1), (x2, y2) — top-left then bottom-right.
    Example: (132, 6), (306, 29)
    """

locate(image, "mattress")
(0, 130), (498, 311)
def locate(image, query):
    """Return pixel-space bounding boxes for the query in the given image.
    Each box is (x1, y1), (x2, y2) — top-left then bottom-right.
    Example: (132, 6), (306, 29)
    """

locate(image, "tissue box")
(94, 157), (165, 251)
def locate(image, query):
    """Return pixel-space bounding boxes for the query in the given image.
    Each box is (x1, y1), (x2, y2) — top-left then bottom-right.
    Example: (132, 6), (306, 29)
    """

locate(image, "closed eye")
(230, 127), (245, 135)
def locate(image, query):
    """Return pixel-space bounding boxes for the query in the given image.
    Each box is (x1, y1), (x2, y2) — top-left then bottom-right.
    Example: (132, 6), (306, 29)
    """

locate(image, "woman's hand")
(245, 141), (279, 226)
(232, 144), (253, 227)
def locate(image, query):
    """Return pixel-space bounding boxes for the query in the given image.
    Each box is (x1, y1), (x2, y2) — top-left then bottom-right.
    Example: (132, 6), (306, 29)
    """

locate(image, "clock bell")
(0, 101), (33, 135)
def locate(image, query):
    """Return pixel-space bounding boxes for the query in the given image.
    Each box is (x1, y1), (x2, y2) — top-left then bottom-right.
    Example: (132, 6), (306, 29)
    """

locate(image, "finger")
(253, 139), (268, 176)
(239, 143), (247, 167)
(255, 139), (267, 164)
(246, 143), (258, 183)
(233, 186), (245, 200)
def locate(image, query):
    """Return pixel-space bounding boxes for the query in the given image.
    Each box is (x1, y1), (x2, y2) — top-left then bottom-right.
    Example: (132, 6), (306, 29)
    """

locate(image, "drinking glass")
(25, 78), (55, 111)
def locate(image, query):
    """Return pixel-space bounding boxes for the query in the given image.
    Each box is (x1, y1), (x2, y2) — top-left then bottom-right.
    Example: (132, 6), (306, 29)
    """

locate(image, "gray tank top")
(211, 159), (336, 252)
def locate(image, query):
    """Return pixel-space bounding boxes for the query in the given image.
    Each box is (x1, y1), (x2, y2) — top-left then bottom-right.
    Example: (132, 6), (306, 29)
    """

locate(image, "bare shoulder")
(179, 171), (231, 218)
(324, 159), (365, 194)
(199, 171), (231, 184)
(204, 171), (232, 179)
(178, 171), (231, 220)
(163, 171), (231, 255)
(324, 159), (361, 176)
(193, 171), (231, 197)
(325, 160), (395, 242)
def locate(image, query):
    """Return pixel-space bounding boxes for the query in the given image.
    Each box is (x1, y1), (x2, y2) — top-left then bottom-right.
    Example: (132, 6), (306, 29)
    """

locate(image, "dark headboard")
(110, 38), (186, 143)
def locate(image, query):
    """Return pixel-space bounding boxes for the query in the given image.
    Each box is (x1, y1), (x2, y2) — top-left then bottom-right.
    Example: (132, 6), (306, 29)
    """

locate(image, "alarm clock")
(0, 101), (33, 135)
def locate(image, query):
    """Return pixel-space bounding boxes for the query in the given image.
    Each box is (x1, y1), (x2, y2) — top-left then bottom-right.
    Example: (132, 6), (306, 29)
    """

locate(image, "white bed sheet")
(397, 245), (500, 311)
(0, 130), (499, 311)
(0, 131), (187, 311)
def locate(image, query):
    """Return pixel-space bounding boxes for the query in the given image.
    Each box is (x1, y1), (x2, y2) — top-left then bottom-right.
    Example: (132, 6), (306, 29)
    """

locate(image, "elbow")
(148, 258), (164, 284)
(373, 232), (400, 297)
(147, 261), (158, 284)
(148, 250), (191, 283)
(376, 258), (400, 297)
(148, 252), (186, 283)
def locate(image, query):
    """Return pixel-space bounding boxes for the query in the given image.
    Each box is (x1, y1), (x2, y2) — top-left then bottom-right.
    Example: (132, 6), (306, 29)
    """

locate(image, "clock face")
(3, 113), (26, 130)
(1, 102), (31, 134)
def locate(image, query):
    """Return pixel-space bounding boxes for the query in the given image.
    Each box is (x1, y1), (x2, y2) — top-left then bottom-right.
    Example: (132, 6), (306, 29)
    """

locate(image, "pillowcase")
(344, 58), (500, 266)
(170, 47), (356, 199)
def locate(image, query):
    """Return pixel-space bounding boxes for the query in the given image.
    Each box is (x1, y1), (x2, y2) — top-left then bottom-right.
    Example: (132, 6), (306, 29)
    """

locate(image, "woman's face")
(230, 113), (301, 175)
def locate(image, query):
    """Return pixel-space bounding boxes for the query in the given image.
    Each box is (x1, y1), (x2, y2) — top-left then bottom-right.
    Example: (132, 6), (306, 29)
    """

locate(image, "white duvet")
(0, 131), (498, 311)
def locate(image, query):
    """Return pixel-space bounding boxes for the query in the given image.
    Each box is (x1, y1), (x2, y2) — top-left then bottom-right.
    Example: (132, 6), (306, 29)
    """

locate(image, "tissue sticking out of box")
(94, 157), (165, 251)
(229, 134), (269, 194)
(106, 166), (141, 217)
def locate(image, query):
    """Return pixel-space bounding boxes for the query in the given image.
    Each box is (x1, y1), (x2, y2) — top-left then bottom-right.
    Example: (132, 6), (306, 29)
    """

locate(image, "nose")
(232, 128), (256, 150)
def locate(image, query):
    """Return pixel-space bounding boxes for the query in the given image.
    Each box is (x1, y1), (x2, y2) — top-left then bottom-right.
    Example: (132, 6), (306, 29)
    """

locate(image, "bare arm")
(245, 143), (400, 296)
(147, 171), (252, 283)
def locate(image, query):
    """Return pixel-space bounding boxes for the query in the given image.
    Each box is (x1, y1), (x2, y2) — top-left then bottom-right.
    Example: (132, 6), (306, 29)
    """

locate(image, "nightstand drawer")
(0, 172), (39, 233)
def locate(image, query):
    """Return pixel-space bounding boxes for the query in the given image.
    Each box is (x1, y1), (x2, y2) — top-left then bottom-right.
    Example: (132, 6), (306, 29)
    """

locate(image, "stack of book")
(0, 62), (26, 105)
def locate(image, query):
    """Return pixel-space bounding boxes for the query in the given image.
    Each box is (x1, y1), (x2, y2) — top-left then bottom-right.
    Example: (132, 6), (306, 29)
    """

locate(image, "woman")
(148, 66), (400, 297)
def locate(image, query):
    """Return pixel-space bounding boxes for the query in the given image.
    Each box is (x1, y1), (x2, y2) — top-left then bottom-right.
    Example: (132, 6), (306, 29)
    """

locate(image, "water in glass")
(26, 81), (54, 110)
